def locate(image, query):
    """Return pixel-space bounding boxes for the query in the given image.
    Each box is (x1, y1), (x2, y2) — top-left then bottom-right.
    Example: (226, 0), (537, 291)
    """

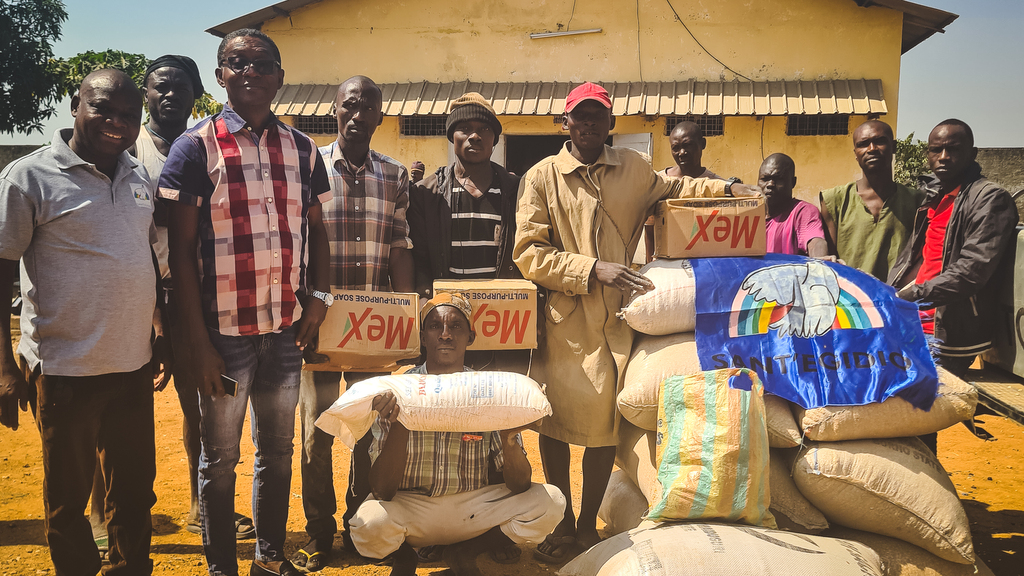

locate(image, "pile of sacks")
(574, 258), (991, 576)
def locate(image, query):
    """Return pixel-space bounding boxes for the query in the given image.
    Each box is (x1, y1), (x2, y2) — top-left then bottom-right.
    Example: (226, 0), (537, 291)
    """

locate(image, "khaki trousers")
(349, 483), (565, 559)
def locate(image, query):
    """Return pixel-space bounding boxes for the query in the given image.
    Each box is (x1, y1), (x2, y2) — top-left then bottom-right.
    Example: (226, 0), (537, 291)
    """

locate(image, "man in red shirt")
(889, 119), (1017, 380)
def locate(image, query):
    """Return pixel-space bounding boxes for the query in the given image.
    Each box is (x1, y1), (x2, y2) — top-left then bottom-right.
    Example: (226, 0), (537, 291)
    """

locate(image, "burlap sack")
(613, 420), (661, 505)
(765, 394), (803, 448)
(796, 367), (977, 442)
(825, 527), (996, 576)
(597, 470), (649, 536)
(769, 448), (828, 534)
(793, 437), (974, 564)
(618, 332), (701, 430)
(559, 522), (883, 576)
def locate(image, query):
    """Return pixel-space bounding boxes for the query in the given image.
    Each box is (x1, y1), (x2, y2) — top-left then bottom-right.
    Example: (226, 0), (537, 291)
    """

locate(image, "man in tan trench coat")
(513, 82), (762, 562)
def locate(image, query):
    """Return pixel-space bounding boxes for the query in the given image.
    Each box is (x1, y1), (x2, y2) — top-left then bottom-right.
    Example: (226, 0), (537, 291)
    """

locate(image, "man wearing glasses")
(158, 28), (332, 576)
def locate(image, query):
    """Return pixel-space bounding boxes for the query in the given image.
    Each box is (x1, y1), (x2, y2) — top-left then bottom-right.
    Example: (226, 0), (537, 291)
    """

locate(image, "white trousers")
(350, 482), (566, 559)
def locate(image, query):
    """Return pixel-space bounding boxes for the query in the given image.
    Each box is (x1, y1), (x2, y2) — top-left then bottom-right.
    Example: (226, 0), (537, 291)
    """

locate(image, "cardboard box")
(653, 196), (767, 258)
(306, 289), (420, 372)
(433, 279), (538, 350)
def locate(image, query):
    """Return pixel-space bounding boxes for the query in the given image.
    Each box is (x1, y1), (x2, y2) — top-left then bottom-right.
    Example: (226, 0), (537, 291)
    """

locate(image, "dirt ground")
(2, 319), (1023, 575)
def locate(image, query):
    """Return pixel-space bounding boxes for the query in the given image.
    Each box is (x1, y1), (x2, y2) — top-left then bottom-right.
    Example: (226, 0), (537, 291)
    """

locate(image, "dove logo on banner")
(731, 261), (885, 338)
(691, 255), (938, 410)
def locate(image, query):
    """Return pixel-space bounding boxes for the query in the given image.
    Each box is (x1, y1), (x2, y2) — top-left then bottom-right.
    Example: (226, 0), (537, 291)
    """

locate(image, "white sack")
(618, 259), (696, 335)
(796, 367), (978, 442)
(597, 470), (649, 536)
(314, 371), (551, 449)
(559, 522), (883, 576)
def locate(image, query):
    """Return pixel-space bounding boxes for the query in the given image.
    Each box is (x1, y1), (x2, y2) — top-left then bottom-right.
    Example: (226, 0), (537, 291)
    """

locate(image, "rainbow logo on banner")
(729, 263), (884, 338)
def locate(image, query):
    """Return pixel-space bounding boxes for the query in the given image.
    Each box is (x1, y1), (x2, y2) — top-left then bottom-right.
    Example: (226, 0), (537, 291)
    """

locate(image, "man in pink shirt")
(760, 153), (828, 257)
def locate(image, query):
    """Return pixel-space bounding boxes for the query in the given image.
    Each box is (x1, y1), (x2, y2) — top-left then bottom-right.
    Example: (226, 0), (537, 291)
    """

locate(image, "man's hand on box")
(295, 296), (328, 350)
(592, 261), (655, 295)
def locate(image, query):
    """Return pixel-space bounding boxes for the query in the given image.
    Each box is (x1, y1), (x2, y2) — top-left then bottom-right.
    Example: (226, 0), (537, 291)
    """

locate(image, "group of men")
(0, 25), (1018, 576)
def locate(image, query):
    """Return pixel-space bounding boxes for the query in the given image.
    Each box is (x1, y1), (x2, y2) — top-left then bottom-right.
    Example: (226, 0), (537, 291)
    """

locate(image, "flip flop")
(532, 534), (581, 564)
(291, 537), (332, 572)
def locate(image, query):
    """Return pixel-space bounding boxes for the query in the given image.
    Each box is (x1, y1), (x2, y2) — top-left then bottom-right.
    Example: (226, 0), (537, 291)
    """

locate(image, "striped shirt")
(448, 184), (501, 277)
(157, 105), (331, 336)
(319, 141), (413, 291)
(368, 364), (514, 497)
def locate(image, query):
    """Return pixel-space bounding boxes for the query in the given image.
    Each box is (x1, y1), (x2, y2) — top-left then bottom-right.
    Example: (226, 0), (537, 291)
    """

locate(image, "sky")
(3, 0), (1022, 147)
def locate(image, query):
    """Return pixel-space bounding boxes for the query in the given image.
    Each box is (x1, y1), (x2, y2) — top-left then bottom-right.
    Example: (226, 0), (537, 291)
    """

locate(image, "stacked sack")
(591, 258), (991, 576)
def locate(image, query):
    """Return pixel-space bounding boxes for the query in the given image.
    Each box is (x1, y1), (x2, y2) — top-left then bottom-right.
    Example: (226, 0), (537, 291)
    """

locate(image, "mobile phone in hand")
(220, 374), (238, 396)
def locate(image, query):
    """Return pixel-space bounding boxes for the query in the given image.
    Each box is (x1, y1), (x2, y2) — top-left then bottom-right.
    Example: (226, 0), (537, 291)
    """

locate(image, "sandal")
(416, 544), (446, 563)
(234, 513), (256, 540)
(489, 542), (521, 564)
(533, 534), (581, 564)
(291, 537), (332, 572)
(183, 512), (255, 539)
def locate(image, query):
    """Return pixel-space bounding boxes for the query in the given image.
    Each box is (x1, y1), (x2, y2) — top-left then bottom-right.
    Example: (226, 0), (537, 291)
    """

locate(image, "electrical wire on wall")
(663, 0), (752, 82)
(564, 0), (577, 30)
(636, 0), (644, 83)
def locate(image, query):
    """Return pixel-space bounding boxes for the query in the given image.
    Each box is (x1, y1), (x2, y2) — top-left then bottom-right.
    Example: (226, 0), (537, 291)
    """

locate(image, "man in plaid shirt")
(349, 293), (564, 576)
(159, 29), (332, 576)
(293, 75), (415, 572)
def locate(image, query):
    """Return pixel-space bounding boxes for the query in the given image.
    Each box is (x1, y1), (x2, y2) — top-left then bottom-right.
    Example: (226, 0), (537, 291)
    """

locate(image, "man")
(889, 119), (1018, 378)
(409, 160), (425, 183)
(408, 92), (527, 372)
(0, 69), (167, 575)
(348, 293), (565, 576)
(293, 75), (414, 572)
(159, 29), (331, 576)
(760, 153), (829, 257)
(819, 120), (922, 279)
(663, 120), (720, 179)
(513, 82), (761, 562)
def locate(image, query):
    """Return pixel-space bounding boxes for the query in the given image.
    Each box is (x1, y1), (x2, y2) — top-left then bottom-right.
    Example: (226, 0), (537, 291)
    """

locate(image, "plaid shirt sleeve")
(391, 165), (413, 250)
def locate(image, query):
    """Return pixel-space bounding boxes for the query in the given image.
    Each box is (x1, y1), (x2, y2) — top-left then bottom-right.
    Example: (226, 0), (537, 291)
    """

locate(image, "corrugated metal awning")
(272, 79), (887, 117)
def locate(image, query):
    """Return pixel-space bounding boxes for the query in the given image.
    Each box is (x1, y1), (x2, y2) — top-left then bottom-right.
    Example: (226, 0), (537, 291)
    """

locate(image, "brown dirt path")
(2, 317), (1022, 574)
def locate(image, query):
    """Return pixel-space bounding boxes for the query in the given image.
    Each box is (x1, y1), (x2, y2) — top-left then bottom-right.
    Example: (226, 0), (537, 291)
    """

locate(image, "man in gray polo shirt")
(0, 69), (167, 575)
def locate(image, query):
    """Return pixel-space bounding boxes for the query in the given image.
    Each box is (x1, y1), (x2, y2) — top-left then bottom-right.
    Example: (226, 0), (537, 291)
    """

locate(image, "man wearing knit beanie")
(445, 93), (502, 144)
(409, 92), (528, 370)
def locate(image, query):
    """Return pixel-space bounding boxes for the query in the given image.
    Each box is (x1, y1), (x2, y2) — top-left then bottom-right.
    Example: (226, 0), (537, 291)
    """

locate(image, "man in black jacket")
(408, 93), (529, 373)
(889, 119), (1018, 379)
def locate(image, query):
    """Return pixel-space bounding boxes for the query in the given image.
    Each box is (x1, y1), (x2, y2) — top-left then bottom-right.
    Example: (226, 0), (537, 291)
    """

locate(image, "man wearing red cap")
(514, 82), (761, 562)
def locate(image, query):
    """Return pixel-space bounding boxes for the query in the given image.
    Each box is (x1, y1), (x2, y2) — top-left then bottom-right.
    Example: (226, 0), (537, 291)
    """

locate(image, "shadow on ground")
(963, 500), (1024, 576)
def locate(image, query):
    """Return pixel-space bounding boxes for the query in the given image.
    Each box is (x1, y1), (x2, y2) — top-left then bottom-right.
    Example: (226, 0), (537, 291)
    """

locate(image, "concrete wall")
(977, 148), (1024, 193)
(0, 145), (43, 172)
(263, 0), (904, 199)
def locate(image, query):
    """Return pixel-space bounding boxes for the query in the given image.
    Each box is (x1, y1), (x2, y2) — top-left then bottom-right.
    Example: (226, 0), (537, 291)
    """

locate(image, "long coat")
(513, 143), (726, 447)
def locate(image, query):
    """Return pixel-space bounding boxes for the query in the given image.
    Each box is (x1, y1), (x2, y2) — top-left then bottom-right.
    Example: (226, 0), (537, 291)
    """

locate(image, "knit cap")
(446, 92), (502, 143)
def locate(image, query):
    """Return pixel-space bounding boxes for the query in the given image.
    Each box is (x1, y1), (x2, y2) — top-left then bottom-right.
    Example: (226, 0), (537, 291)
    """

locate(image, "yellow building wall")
(265, 0), (903, 200)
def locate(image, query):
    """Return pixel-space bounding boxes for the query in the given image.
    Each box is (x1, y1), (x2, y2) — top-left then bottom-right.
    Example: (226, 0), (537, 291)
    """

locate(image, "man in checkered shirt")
(158, 29), (332, 576)
(292, 75), (415, 572)
(348, 293), (564, 576)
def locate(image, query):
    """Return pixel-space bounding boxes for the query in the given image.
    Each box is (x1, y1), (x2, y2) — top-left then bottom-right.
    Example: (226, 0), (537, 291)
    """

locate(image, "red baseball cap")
(565, 82), (612, 113)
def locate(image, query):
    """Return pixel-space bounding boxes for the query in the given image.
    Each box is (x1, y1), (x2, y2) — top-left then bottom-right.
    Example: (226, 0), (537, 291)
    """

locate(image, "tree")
(0, 0), (68, 135)
(53, 50), (222, 119)
(894, 133), (929, 187)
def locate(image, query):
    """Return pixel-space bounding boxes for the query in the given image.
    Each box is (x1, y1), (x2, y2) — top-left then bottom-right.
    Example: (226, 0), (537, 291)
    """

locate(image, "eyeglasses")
(219, 57), (280, 76)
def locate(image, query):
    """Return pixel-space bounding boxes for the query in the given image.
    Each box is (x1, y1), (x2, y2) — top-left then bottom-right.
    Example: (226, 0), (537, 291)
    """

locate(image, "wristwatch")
(310, 290), (334, 308)
(724, 177), (741, 197)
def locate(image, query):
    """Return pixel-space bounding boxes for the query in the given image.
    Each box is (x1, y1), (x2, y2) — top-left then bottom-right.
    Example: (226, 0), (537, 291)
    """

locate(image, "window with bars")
(786, 114), (849, 136)
(400, 115), (448, 136)
(293, 115), (338, 135)
(663, 115), (724, 137)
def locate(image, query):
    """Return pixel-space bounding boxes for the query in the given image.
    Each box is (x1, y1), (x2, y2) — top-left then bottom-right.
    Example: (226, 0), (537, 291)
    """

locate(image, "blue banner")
(691, 255), (938, 410)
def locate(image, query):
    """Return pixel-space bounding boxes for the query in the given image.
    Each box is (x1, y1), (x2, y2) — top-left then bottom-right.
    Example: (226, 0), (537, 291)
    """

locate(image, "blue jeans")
(199, 326), (302, 576)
